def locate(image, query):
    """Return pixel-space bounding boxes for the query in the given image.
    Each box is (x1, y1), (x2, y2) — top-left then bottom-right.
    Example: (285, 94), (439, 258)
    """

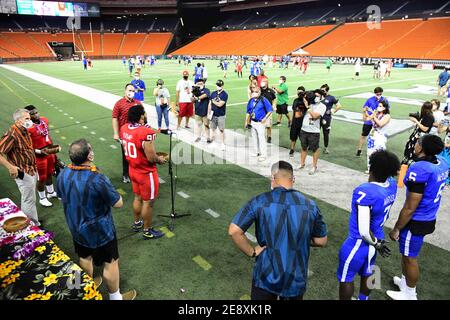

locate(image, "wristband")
(35, 149), (42, 155)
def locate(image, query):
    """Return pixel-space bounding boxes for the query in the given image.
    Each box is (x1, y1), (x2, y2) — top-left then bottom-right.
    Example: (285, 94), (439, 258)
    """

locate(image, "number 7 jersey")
(120, 123), (157, 173)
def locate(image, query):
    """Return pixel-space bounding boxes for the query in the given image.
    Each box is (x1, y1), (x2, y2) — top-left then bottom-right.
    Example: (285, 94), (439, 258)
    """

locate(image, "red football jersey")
(120, 123), (157, 173)
(28, 117), (52, 150)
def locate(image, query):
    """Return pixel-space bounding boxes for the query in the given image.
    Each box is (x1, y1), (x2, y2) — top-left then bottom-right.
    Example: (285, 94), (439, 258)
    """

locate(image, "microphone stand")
(158, 131), (190, 231)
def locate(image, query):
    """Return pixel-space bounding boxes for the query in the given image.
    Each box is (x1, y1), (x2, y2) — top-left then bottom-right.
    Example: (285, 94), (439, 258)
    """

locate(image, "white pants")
(251, 121), (266, 156)
(15, 172), (39, 224)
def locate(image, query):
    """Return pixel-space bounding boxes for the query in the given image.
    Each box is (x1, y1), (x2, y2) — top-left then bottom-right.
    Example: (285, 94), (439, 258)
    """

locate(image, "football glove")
(374, 239), (391, 258)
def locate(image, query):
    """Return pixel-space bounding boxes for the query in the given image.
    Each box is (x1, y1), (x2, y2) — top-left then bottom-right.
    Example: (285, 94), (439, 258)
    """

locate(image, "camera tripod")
(158, 131), (190, 231)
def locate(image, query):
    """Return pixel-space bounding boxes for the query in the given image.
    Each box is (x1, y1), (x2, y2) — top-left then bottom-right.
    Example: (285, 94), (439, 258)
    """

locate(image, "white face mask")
(314, 96), (321, 103)
(251, 92), (259, 99)
(216, 86), (222, 91)
(260, 82), (267, 88)
(23, 119), (33, 129)
(377, 106), (385, 112)
(278, 80), (283, 84)
(88, 151), (94, 162)
(126, 91), (135, 99)
(134, 76), (139, 80)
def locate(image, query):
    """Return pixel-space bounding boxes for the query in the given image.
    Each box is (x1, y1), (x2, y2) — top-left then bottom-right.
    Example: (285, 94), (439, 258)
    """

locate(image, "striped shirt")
(0, 124), (36, 175)
(112, 97), (139, 133)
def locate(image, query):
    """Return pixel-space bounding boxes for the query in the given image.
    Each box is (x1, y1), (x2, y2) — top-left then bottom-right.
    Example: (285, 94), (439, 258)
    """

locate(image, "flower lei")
(12, 231), (54, 260)
(0, 201), (20, 224)
(35, 119), (49, 137)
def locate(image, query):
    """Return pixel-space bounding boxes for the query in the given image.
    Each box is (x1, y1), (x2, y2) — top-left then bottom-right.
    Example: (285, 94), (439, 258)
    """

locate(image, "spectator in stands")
(260, 80), (277, 144)
(193, 78), (211, 143)
(57, 139), (136, 301)
(131, 72), (146, 103)
(208, 79), (228, 151)
(289, 87), (306, 157)
(356, 87), (389, 157)
(176, 70), (195, 129)
(112, 83), (141, 183)
(229, 161), (327, 300)
(153, 79), (171, 132)
(437, 66), (450, 97)
(0, 109), (39, 225)
(273, 76), (291, 127)
(298, 90), (327, 175)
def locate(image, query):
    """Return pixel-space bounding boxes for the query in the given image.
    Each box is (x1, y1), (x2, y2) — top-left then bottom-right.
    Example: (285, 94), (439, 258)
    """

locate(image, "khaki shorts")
(195, 115), (209, 127)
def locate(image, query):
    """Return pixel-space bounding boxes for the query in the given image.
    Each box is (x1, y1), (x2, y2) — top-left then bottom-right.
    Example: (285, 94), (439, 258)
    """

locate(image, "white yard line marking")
(205, 208), (220, 218)
(2, 65), (447, 251)
(99, 137), (106, 141)
(245, 232), (257, 243)
(109, 144), (118, 149)
(82, 126), (88, 129)
(177, 191), (190, 199)
(90, 131), (96, 135)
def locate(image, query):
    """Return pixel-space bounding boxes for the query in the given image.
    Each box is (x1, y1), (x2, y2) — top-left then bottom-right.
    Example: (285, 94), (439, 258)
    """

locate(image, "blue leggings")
(156, 104), (169, 129)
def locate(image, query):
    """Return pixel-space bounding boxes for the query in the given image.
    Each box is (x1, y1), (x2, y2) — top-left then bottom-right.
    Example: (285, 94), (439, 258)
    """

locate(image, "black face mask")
(183, 76), (188, 80)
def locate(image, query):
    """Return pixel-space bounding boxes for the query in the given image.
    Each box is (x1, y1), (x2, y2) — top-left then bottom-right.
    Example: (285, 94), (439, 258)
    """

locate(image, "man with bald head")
(228, 161), (328, 300)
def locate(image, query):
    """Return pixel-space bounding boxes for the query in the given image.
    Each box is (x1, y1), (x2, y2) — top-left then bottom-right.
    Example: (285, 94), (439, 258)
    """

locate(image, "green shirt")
(276, 82), (289, 105)
(325, 59), (332, 67)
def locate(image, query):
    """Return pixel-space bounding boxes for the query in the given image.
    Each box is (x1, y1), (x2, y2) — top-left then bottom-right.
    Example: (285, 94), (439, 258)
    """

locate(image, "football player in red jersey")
(120, 105), (167, 240)
(25, 105), (61, 207)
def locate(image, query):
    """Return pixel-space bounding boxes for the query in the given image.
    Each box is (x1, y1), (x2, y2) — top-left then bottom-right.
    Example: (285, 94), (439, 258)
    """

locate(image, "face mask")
(183, 76), (188, 80)
(88, 151), (94, 162)
(134, 76), (139, 80)
(314, 96), (321, 103)
(251, 92), (259, 99)
(377, 107), (385, 112)
(279, 80), (283, 84)
(216, 86), (222, 91)
(260, 82), (267, 88)
(23, 120), (33, 129)
(126, 91), (135, 99)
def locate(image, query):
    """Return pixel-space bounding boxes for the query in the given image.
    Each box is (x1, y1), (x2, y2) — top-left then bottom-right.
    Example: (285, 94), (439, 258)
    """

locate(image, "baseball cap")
(182, 70), (189, 76)
(216, 79), (224, 87)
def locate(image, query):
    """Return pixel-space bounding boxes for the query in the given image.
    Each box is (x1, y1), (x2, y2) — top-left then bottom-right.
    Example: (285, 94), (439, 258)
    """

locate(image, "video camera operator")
(403, 101), (435, 164)
(192, 79), (211, 143)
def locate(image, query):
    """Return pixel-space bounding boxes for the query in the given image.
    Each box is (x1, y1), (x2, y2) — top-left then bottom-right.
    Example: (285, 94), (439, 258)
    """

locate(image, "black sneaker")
(289, 149), (294, 157)
(356, 150), (362, 157)
(132, 220), (143, 232)
(267, 137), (272, 143)
(143, 228), (164, 240)
(206, 139), (212, 144)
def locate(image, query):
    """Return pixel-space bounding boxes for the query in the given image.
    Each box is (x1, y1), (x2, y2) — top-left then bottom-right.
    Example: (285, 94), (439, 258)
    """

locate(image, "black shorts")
(355, 72), (360, 76)
(251, 280), (303, 300)
(74, 237), (119, 266)
(300, 131), (320, 152)
(276, 103), (288, 115)
(361, 123), (373, 137)
(290, 118), (303, 141)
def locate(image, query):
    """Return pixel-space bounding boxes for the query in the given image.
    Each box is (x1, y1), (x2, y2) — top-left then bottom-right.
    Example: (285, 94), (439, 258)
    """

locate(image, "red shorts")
(36, 154), (55, 182)
(129, 169), (159, 201)
(178, 102), (194, 118)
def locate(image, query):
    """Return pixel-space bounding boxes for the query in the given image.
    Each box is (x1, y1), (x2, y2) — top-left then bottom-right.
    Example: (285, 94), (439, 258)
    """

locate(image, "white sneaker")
(386, 290), (417, 300)
(47, 192), (58, 199)
(364, 170), (370, 174)
(393, 276), (404, 291)
(309, 167), (318, 175)
(258, 156), (266, 162)
(251, 153), (260, 157)
(39, 198), (53, 207)
(221, 143), (226, 151)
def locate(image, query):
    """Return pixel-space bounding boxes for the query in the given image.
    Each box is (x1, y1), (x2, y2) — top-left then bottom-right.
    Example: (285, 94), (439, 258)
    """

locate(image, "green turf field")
(0, 60), (449, 300)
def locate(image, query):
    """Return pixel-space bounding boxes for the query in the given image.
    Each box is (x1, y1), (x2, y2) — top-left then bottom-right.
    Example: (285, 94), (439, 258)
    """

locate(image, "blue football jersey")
(348, 177), (397, 240)
(404, 156), (448, 221)
(195, 66), (203, 77)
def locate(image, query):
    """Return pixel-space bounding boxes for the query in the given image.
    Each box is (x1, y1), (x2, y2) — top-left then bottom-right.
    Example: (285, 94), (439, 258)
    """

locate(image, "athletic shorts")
(276, 103), (288, 115)
(336, 238), (377, 282)
(290, 118), (303, 141)
(129, 169), (159, 201)
(36, 154), (55, 182)
(210, 116), (226, 131)
(179, 102), (194, 118)
(300, 131), (320, 152)
(74, 237), (119, 267)
(361, 123), (373, 137)
(399, 227), (425, 258)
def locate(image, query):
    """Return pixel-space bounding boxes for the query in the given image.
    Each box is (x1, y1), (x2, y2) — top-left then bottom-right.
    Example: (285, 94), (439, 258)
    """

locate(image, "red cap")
(182, 70), (189, 76)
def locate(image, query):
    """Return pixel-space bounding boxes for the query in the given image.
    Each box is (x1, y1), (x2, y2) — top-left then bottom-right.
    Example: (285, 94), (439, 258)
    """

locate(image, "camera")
(192, 85), (202, 97)
(409, 112), (420, 121)
(442, 116), (450, 126)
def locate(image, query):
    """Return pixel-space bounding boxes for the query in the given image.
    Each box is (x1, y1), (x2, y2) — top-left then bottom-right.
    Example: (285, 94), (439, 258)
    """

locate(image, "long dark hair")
(420, 101), (433, 119)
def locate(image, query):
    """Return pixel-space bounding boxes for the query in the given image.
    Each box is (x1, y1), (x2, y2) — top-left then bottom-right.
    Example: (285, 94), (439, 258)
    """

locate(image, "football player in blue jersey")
(337, 150), (400, 300)
(387, 134), (448, 300)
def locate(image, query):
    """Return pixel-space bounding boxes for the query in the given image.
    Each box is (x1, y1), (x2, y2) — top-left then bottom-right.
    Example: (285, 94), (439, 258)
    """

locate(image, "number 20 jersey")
(120, 124), (157, 174)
